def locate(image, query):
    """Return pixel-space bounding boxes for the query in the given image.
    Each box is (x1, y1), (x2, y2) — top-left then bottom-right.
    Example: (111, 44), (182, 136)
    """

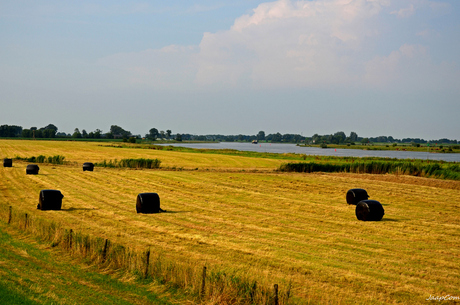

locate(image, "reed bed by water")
(95, 158), (162, 169)
(279, 160), (460, 180)
(14, 155), (66, 165)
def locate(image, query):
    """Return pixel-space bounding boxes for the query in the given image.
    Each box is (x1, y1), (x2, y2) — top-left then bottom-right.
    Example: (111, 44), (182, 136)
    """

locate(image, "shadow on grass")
(161, 210), (191, 214)
(380, 218), (399, 222)
(62, 207), (98, 211)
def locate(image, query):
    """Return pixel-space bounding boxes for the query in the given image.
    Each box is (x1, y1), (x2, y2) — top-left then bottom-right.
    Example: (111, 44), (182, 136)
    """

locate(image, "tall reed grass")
(95, 158), (161, 169)
(14, 155), (66, 164)
(0, 204), (291, 304)
(279, 160), (460, 180)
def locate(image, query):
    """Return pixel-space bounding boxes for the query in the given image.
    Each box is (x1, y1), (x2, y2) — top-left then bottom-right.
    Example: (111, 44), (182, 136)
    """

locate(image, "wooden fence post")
(7, 206), (12, 224)
(286, 280), (292, 304)
(24, 213), (28, 230)
(201, 266), (207, 299)
(144, 248), (150, 278)
(69, 229), (73, 251)
(102, 239), (108, 262)
(250, 281), (257, 303)
(84, 236), (88, 256)
(274, 284), (279, 305)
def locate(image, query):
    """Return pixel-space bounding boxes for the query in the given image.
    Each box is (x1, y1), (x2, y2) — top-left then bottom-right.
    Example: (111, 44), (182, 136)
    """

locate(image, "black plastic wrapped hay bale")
(83, 162), (94, 171)
(136, 193), (162, 214)
(3, 158), (12, 167)
(26, 164), (40, 175)
(346, 188), (369, 205)
(355, 200), (384, 221)
(38, 190), (64, 210)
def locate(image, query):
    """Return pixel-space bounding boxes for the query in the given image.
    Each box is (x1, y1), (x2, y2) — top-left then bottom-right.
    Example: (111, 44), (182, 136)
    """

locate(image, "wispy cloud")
(390, 4), (415, 18)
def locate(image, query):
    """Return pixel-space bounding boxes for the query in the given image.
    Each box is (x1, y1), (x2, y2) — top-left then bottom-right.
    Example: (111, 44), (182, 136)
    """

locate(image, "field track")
(1, 140), (460, 304)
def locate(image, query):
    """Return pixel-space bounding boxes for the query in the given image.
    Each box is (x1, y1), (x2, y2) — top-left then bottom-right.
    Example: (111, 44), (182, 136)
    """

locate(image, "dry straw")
(0, 204), (293, 304)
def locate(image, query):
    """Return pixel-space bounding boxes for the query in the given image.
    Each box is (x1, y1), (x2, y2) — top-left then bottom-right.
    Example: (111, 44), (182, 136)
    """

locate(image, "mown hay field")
(1, 139), (460, 304)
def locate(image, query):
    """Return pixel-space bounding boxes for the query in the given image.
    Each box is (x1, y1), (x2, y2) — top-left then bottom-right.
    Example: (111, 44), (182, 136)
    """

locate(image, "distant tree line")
(0, 124), (457, 144)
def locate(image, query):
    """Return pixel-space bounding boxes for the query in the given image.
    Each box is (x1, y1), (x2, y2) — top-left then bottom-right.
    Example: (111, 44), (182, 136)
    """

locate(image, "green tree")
(147, 128), (159, 140)
(43, 124), (58, 133)
(272, 132), (282, 142)
(34, 129), (43, 138)
(110, 125), (131, 138)
(312, 134), (320, 144)
(166, 130), (172, 139)
(42, 129), (56, 138)
(94, 129), (102, 139)
(21, 129), (31, 138)
(175, 133), (182, 141)
(257, 131), (265, 141)
(334, 131), (346, 143)
(0, 125), (23, 137)
(350, 131), (358, 142)
(72, 128), (82, 138)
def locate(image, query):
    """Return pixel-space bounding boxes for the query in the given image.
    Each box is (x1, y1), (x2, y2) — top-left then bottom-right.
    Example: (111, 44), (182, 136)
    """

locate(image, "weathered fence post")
(102, 239), (108, 262)
(8, 206), (12, 224)
(24, 213), (28, 230)
(274, 284), (279, 305)
(144, 248), (151, 278)
(201, 266), (207, 299)
(250, 281), (257, 303)
(85, 236), (90, 257)
(69, 229), (73, 251)
(286, 281), (292, 304)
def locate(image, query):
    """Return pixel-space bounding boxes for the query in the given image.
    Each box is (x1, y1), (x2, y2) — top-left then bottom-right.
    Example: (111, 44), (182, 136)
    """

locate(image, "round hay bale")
(3, 158), (13, 167)
(136, 193), (162, 214)
(26, 164), (40, 175)
(83, 162), (94, 171)
(355, 200), (384, 221)
(38, 190), (64, 210)
(346, 188), (369, 205)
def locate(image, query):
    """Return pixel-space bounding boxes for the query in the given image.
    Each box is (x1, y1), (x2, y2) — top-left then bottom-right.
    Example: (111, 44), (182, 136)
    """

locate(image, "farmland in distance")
(1, 139), (459, 304)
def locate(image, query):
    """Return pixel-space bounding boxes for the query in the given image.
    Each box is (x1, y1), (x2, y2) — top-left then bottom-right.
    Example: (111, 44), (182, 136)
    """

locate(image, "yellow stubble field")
(1, 139), (459, 304)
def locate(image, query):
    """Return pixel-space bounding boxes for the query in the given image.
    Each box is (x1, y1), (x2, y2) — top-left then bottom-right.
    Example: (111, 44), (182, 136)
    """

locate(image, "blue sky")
(1, 0), (459, 139)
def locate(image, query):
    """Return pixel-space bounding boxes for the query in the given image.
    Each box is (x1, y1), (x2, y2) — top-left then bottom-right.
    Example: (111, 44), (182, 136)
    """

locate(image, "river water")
(160, 142), (460, 162)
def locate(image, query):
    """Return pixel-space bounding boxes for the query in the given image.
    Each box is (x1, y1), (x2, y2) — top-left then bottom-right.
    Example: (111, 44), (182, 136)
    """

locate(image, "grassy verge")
(0, 222), (176, 305)
(0, 205), (289, 305)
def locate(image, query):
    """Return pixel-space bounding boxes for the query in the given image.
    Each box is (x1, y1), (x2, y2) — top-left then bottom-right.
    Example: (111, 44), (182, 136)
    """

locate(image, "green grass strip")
(95, 158), (162, 169)
(13, 155), (66, 164)
(0, 224), (175, 305)
(279, 161), (460, 180)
